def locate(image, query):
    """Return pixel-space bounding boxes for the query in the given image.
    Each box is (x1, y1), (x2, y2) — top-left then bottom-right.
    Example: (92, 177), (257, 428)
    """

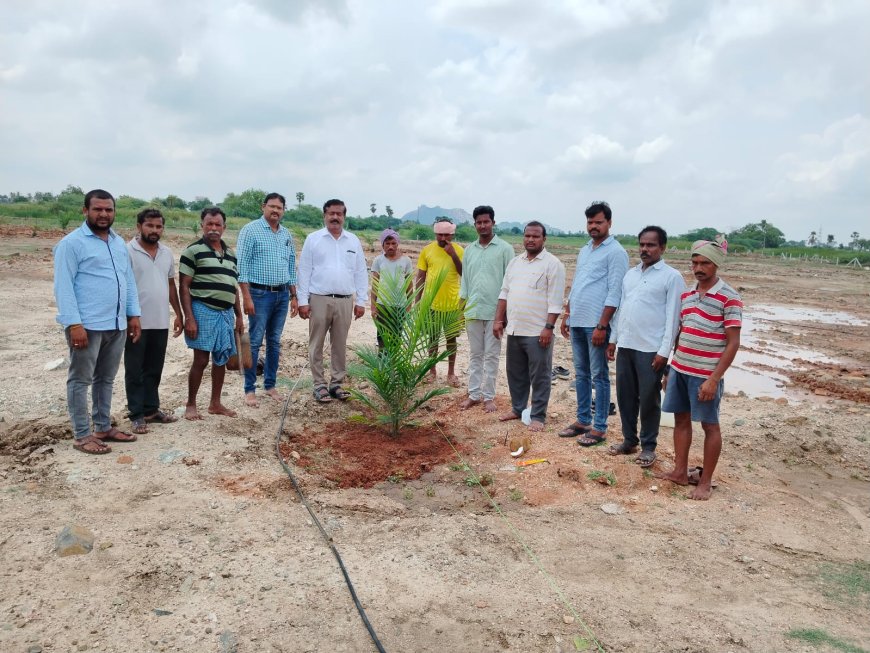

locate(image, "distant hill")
(400, 205), (473, 225)
(496, 220), (565, 236)
(400, 206), (564, 235)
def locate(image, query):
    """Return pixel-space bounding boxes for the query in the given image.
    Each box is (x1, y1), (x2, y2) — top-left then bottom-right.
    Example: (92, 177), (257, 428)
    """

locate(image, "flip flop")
(687, 466), (718, 487)
(329, 386), (352, 401)
(97, 427), (137, 442)
(635, 451), (656, 467)
(558, 422), (591, 438)
(553, 365), (571, 379)
(73, 436), (112, 455)
(607, 442), (638, 456)
(144, 410), (177, 424)
(577, 433), (607, 447)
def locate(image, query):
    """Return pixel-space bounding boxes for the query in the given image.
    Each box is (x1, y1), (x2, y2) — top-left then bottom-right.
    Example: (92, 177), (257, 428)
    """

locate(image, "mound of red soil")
(280, 422), (464, 489)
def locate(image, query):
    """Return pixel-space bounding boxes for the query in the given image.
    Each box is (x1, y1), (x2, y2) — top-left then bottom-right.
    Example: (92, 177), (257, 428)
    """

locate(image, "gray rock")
(153, 609), (173, 616)
(600, 503), (624, 515)
(158, 449), (190, 464)
(219, 631), (238, 653)
(55, 525), (95, 556)
(27, 646), (44, 653)
(43, 358), (68, 371)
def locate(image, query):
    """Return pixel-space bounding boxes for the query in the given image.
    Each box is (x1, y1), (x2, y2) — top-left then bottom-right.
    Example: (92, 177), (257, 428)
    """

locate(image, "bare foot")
(264, 388), (283, 402)
(184, 405), (203, 421)
(447, 374), (461, 388)
(689, 482), (714, 500)
(428, 369), (437, 383)
(655, 468), (689, 486)
(499, 411), (520, 422)
(528, 420), (545, 432)
(483, 399), (497, 413)
(460, 397), (481, 410)
(244, 392), (259, 408)
(208, 404), (237, 418)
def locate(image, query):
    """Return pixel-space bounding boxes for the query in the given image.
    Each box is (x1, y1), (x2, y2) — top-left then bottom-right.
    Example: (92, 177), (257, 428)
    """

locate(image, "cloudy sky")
(1, 0), (867, 241)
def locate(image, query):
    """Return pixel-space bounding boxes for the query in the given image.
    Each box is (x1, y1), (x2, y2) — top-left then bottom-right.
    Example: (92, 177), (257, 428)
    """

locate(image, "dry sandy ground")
(0, 228), (868, 653)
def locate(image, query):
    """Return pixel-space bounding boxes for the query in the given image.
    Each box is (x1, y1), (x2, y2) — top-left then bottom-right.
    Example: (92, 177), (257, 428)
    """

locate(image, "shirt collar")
(80, 221), (117, 240)
(637, 258), (667, 272)
(523, 247), (548, 262)
(587, 234), (615, 249)
(129, 237), (166, 255)
(690, 277), (724, 294)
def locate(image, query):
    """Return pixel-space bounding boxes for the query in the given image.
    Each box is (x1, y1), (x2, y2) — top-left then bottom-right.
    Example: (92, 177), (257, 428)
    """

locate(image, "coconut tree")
(350, 268), (464, 436)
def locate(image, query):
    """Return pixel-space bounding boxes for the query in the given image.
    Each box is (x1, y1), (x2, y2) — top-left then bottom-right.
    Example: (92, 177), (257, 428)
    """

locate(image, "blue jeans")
(570, 326), (611, 432)
(66, 328), (127, 440)
(244, 288), (289, 394)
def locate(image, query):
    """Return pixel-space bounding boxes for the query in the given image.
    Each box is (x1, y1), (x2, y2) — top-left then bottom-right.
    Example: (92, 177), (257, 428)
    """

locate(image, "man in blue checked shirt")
(53, 189), (142, 455)
(237, 192), (298, 408)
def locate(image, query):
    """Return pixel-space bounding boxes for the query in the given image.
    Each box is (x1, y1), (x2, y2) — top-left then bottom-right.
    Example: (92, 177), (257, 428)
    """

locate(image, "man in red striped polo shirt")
(658, 236), (742, 500)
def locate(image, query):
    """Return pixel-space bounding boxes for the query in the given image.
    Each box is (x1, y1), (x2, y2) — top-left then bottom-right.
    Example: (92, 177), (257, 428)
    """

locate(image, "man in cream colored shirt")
(493, 222), (565, 432)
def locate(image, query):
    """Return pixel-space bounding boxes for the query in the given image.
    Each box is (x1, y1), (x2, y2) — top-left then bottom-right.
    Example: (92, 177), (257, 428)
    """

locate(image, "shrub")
(350, 268), (464, 436)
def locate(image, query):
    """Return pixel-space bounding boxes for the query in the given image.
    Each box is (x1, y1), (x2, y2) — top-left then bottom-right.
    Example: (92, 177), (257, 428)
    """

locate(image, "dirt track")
(1, 228), (868, 653)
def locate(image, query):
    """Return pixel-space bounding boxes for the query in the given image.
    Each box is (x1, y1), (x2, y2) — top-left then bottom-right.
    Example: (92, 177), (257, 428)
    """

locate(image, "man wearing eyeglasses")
(237, 192), (298, 408)
(559, 201), (629, 446)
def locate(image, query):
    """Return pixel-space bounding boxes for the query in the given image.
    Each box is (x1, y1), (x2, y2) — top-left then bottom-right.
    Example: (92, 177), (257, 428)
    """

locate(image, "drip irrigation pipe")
(273, 363), (387, 653)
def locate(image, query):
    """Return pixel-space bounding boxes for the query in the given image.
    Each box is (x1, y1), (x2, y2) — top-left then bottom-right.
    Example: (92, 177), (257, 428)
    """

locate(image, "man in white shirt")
(297, 199), (368, 403)
(125, 208), (183, 435)
(606, 226), (684, 466)
(493, 222), (566, 432)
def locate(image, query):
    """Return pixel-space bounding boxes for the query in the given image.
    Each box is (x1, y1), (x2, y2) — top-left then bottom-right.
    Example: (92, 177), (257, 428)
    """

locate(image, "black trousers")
(615, 348), (665, 451)
(124, 328), (169, 420)
(506, 335), (553, 423)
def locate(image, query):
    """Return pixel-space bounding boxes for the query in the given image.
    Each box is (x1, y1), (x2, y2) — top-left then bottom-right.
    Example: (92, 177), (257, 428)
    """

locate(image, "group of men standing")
(53, 191), (740, 499)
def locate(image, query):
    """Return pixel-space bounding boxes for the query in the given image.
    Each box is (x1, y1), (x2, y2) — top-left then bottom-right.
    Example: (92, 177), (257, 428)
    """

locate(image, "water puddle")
(728, 304), (867, 401)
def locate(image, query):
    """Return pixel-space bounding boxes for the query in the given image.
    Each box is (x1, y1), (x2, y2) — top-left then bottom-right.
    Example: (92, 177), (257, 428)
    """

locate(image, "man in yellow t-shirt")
(415, 218), (465, 386)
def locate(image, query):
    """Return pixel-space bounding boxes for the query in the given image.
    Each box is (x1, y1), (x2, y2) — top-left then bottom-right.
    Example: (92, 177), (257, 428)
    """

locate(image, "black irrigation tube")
(273, 375), (387, 653)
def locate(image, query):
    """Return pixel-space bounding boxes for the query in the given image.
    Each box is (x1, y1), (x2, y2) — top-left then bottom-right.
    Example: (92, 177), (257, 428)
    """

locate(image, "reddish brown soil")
(280, 421), (466, 488)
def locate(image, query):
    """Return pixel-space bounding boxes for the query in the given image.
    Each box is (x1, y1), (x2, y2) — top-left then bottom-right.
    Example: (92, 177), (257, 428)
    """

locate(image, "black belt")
(250, 282), (289, 292)
(316, 293), (351, 299)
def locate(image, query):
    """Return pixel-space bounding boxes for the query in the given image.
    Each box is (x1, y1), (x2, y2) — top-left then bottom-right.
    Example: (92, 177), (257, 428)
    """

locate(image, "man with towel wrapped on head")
(179, 207), (245, 421)
(657, 235), (742, 500)
(416, 217), (464, 386)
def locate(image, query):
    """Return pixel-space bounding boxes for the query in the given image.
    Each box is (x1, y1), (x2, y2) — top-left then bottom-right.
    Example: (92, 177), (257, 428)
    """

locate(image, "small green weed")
(450, 462), (471, 472)
(464, 473), (493, 487)
(746, 462), (754, 471)
(509, 488), (523, 501)
(387, 472), (405, 484)
(786, 628), (868, 653)
(482, 442), (494, 450)
(818, 561), (870, 605)
(425, 485), (436, 497)
(642, 468), (654, 479)
(402, 487), (414, 501)
(587, 470), (616, 486)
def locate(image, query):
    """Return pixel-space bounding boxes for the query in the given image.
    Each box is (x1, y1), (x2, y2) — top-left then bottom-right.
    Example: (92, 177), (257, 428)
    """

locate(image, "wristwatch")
(595, 324), (607, 331)
(544, 323), (555, 330)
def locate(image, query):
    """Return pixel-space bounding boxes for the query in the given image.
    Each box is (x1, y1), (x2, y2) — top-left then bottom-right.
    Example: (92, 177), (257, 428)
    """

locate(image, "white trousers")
(466, 318), (502, 401)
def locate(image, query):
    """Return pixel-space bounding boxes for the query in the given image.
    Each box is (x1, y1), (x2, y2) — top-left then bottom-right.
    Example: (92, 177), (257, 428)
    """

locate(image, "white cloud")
(0, 1), (868, 238)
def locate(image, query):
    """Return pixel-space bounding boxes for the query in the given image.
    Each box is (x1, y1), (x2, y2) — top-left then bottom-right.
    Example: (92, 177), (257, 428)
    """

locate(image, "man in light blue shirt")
(237, 192), (298, 407)
(559, 201), (628, 445)
(53, 189), (141, 455)
(606, 226), (685, 466)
